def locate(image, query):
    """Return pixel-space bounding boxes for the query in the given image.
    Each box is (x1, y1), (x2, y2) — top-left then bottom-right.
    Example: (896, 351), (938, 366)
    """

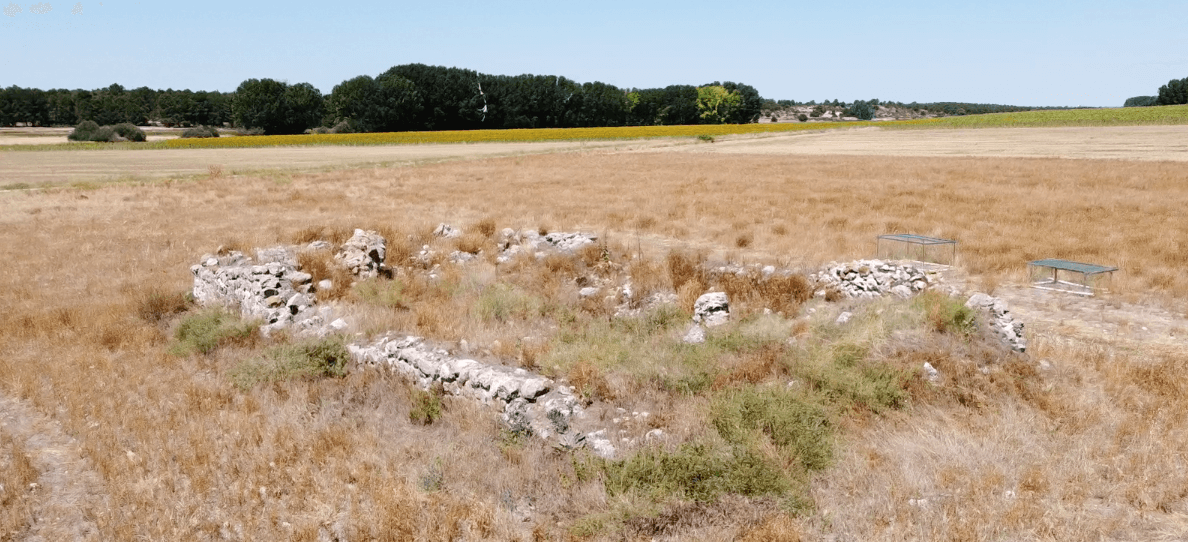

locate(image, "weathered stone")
(923, 362), (939, 383)
(336, 229), (386, 278)
(682, 324), (706, 344)
(965, 292), (1026, 352)
(693, 292), (730, 327)
(542, 232), (597, 251)
(433, 223), (461, 238)
(835, 311), (853, 324)
(579, 287), (600, 298)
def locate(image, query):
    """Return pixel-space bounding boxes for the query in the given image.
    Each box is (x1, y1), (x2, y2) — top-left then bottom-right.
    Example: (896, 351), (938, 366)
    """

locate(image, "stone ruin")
(811, 259), (933, 299)
(965, 292), (1027, 353)
(190, 224), (1026, 459)
(348, 335), (615, 457)
(191, 227), (618, 457)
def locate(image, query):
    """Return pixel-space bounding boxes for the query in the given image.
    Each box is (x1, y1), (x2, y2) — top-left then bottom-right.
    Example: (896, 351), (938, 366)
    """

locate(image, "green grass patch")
(229, 335), (350, 389)
(475, 283), (547, 323)
(889, 104), (1188, 129)
(915, 290), (977, 336)
(409, 383), (445, 425)
(170, 308), (257, 356)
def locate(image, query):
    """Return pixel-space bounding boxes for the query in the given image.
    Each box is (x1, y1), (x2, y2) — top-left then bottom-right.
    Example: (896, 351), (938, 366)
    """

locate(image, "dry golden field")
(2, 128), (1188, 540)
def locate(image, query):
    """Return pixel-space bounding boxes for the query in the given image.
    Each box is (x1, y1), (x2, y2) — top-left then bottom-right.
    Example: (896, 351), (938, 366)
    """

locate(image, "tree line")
(233, 64), (764, 134)
(0, 84), (232, 128)
(1124, 76), (1187, 107)
(1, 65), (763, 134)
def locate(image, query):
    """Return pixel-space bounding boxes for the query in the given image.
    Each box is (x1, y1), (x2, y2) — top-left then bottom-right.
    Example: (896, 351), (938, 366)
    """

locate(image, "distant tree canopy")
(0, 84), (232, 128)
(321, 65), (763, 132)
(1157, 77), (1188, 105)
(843, 100), (875, 120)
(1123, 96), (1158, 107)
(232, 79), (324, 135)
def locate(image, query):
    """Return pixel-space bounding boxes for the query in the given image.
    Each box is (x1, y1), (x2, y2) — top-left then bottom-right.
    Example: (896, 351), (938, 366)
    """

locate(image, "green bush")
(67, 121), (145, 142)
(112, 123), (146, 142)
(229, 335), (350, 389)
(601, 442), (789, 503)
(67, 120), (100, 141)
(711, 387), (833, 472)
(180, 125), (219, 138)
(797, 113), (808, 122)
(409, 384), (445, 425)
(916, 291), (977, 336)
(170, 308), (257, 356)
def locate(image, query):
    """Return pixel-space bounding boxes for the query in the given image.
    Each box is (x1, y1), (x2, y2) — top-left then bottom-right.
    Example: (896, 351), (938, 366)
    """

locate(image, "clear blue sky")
(2, 0), (1186, 107)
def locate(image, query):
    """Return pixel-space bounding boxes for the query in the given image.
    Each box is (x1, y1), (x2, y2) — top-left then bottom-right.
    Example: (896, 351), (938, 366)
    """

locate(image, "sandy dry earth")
(0, 395), (106, 541)
(672, 125), (1188, 162)
(0, 139), (680, 186)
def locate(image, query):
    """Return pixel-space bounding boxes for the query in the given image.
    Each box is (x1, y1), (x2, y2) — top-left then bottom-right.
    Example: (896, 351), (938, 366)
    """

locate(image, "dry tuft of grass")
(0, 430), (39, 537)
(296, 249), (354, 301)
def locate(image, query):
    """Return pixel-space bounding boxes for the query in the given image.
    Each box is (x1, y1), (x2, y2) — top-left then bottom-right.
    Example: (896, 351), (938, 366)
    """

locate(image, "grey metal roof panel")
(1029, 259), (1118, 275)
(877, 234), (956, 245)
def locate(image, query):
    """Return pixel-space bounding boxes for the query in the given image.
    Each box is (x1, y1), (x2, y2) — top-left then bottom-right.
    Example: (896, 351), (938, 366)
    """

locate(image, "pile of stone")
(190, 231), (389, 336)
(965, 293), (1027, 353)
(349, 335), (616, 457)
(191, 247), (342, 336)
(812, 259), (931, 299)
(335, 229), (386, 278)
(496, 229), (598, 263)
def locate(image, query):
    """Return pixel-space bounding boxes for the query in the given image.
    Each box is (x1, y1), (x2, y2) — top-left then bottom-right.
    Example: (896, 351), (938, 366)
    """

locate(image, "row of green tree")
(0, 84), (232, 128)
(1124, 76), (1187, 107)
(233, 64), (764, 134)
(1, 65), (764, 134)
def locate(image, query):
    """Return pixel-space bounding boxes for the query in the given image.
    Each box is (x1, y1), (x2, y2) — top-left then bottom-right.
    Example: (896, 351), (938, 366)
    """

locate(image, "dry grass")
(1, 146), (1187, 539)
(0, 429), (38, 538)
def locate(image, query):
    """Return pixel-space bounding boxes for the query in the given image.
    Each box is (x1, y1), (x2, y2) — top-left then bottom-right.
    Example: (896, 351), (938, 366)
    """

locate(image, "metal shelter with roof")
(1028, 258), (1117, 296)
(876, 234), (957, 265)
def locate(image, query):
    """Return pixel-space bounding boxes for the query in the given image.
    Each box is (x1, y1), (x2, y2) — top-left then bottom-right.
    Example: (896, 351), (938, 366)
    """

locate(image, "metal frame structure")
(876, 234), (957, 266)
(1028, 258), (1117, 296)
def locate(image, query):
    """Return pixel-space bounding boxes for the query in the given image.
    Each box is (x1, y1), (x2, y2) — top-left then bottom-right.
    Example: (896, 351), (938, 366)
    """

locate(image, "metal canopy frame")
(1028, 258), (1117, 296)
(876, 234), (957, 266)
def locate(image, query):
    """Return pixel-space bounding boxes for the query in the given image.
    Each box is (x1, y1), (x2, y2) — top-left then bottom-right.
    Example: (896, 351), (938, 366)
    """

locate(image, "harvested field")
(0, 138), (674, 188)
(674, 125), (1188, 162)
(2, 131), (1188, 540)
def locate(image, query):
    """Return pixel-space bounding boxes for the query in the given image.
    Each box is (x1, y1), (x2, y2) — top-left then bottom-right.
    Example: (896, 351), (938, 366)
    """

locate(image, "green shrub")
(797, 113), (808, 122)
(229, 335), (350, 389)
(916, 291), (977, 336)
(409, 383), (445, 425)
(112, 123), (146, 142)
(67, 120), (100, 141)
(180, 125), (219, 138)
(170, 308), (257, 356)
(711, 387), (833, 472)
(601, 442), (790, 503)
(67, 121), (146, 142)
